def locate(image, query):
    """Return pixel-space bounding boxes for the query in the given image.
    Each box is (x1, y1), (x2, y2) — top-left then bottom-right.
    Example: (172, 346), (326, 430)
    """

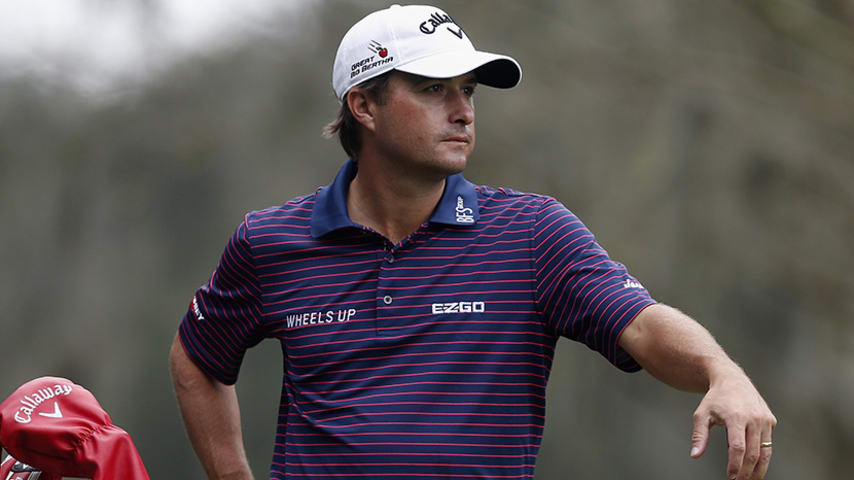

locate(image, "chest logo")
(286, 308), (357, 329)
(431, 301), (486, 314)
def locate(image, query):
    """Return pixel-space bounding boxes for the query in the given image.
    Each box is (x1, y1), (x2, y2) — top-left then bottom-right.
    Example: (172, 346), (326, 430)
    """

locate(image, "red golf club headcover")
(0, 377), (149, 480)
(0, 453), (61, 480)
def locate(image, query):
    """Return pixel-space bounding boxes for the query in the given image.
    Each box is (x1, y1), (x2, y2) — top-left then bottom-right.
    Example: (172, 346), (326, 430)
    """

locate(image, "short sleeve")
(178, 217), (265, 384)
(533, 197), (656, 372)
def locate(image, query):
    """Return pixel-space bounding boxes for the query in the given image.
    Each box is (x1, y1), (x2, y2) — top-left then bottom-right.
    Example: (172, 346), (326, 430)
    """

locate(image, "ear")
(346, 88), (378, 133)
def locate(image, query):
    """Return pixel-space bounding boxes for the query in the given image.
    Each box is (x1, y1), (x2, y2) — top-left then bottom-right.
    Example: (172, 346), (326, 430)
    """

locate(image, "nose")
(448, 89), (474, 126)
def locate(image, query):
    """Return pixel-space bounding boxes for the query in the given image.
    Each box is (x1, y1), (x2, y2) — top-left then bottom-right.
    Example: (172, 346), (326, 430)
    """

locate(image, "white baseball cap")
(332, 4), (521, 102)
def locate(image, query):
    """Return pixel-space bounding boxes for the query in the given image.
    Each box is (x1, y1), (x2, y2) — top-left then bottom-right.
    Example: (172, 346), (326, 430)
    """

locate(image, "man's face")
(368, 71), (477, 177)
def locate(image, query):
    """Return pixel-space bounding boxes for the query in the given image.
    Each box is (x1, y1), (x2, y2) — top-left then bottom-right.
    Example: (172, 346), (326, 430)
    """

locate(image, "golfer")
(170, 4), (776, 479)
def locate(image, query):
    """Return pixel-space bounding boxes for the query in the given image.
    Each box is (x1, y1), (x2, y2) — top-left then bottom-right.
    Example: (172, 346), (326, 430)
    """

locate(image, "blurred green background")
(1, 0), (852, 478)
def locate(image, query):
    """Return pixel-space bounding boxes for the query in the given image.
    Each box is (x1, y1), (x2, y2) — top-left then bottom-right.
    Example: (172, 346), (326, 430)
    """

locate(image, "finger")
(750, 433), (773, 480)
(726, 423), (747, 479)
(735, 422), (760, 480)
(690, 409), (711, 458)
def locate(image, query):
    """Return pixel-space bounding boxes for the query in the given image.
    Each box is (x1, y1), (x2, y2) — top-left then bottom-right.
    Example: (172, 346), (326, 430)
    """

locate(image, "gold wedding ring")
(760, 442), (773, 448)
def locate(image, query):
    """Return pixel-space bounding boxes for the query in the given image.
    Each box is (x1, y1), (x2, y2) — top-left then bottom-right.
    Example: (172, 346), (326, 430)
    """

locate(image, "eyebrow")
(461, 73), (478, 84)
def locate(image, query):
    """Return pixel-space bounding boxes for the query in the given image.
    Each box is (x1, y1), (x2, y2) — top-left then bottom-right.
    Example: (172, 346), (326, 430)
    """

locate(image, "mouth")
(441, 135), (470, 144)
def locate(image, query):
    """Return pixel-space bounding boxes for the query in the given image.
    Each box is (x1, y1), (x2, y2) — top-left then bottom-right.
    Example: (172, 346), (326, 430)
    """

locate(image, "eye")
(462, 85), (476, 96)
(425, 84), (444, 93)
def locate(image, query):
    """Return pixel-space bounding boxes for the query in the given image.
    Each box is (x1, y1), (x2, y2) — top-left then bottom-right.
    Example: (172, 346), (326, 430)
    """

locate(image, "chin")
(435, 149), (470, 173)
(436, 156), (468, 175)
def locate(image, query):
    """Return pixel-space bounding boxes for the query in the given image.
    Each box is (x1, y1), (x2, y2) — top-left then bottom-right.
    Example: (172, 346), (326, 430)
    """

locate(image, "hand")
(689, 368), (777, 480)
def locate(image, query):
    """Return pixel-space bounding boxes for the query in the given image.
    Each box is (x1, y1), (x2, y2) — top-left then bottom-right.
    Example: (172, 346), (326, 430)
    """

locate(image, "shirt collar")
(311, 159), (480, 238)
(310, 159), (359, 238)
(429, 170), (480, 227)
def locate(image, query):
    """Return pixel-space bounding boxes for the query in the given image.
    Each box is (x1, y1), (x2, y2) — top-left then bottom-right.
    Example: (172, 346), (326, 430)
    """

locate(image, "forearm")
(619, 304), (776, 479)
(169, 334), (253, 480)
(619, 303), (741, 393)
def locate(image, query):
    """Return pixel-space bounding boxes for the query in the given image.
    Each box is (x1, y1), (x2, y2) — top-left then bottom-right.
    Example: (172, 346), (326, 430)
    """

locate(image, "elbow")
(169, 333), (201, 392)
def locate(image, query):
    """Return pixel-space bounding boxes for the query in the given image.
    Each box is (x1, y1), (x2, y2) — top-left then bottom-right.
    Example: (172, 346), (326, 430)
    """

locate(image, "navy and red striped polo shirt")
(179, 159), (656, 479)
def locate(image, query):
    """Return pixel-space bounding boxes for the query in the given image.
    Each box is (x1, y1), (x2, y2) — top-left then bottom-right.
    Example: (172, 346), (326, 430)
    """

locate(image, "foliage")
(1, 1), (852, 478)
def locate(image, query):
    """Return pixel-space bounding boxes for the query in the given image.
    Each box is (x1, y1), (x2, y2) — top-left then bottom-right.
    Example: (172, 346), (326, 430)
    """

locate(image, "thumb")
(691, 411), (710, 458)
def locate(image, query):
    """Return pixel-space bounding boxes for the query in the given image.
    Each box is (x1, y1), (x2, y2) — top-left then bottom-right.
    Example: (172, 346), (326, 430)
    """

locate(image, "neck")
(347, 158), (447, 245)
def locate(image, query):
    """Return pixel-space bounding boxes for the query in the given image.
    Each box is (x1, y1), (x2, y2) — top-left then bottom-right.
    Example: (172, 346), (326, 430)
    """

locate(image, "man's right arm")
(169, 333), (254, 480)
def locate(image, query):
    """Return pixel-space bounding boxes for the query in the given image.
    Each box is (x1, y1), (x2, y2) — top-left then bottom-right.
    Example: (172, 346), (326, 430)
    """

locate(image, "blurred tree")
(1, 0), (852, 478)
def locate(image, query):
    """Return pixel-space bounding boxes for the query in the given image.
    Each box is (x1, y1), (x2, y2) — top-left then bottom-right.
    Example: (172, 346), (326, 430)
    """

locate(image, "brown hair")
(322, 71), (393, 160)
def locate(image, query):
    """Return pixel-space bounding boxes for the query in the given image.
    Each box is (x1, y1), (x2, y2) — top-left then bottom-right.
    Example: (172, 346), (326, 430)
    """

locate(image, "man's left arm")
(618, 303), (777, 480)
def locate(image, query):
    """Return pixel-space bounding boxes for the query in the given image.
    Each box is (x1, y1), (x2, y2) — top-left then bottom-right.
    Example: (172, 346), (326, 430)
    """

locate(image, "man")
(169, 5), (776, 480)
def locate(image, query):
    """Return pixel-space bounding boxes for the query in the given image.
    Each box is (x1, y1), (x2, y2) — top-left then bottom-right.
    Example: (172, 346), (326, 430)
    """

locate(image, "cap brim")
(395, 50), (521, 88)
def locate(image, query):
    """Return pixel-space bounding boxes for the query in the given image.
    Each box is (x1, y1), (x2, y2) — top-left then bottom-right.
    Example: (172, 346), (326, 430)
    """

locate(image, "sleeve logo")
(192, 296), (205, 321)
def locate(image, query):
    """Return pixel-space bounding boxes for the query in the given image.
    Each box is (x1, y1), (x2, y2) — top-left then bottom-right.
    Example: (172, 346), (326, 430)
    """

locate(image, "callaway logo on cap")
(332, 4), (522, 102)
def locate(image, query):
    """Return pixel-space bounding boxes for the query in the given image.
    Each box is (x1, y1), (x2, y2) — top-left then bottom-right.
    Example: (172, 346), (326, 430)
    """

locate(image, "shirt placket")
(375, 238), (399, 335)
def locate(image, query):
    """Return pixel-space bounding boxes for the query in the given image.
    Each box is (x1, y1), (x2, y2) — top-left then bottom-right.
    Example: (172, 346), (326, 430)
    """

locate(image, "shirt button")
(383, 295), (393, 305)
(386, 255), (395, 263)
